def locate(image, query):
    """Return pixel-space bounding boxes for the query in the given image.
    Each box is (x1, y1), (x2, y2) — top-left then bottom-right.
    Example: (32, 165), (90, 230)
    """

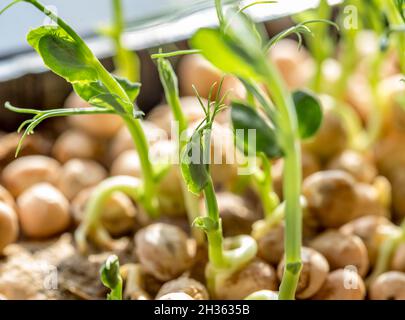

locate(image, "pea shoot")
(155, 55), (205, 243)
(368, 218), (405, 285)
(0, 0), (163, 251)
(100, 255), (123, 300)
(180, 83), (258, 298)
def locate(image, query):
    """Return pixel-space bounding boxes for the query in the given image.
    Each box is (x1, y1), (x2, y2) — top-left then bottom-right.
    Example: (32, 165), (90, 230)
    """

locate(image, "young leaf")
(73, 76), (140, 104)
(88, 93), (132, 114)
(292, 90), (323, 139)
(181, 132), (210, 195)
(191, 9), (272, 84)
(114, 76), (141, 102)
(27, 26), (99, 83)
(231, 101), (283, 159)
(190, 28), (260, 81)
(100, 255), (123, 300)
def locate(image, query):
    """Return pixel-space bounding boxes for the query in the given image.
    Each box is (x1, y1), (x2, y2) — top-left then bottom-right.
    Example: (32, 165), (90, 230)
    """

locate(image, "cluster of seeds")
(0, 0), (405, 301)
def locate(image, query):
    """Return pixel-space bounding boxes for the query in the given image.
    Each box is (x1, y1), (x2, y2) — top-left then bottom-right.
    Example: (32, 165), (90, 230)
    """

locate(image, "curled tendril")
(264, 19), (339, 52)
(0, 0), (25, 16)
(151, 49), (201, 60)
(190, 78), (229, 133)
(237, 1), (278, 14)
(4, 102), (114, 156)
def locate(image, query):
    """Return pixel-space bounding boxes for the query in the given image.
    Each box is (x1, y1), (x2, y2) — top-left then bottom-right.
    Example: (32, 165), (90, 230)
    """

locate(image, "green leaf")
(292, 90), (323, 139)
(100, 255), (122, 299)
(190, 9), (272, 84)
(190, 28), (260, 81)
(73, 76), (140, 103)
(114, 76), (141, 102)
(73, 81), (107, 102)
(231, 101), (283, 159)
(27, 26), (98, 83)
(180, 133), (210, 195)
(88, 94), (130, 114)
(224, 9), (264, 59)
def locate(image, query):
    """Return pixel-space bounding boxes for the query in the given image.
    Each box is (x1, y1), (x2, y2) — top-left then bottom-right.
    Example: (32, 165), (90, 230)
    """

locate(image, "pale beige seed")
(2, 155), (61, 197)
(17, 183), (71, 238)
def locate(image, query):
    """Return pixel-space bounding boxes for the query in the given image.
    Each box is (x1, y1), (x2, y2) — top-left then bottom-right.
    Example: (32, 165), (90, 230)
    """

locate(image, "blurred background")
(0, 0), (197, 58)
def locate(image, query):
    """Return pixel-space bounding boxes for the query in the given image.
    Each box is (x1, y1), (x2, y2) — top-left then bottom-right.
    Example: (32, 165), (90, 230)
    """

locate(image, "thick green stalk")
(123, 117), (159, 216)
(157, 57), (204, 243)
(204, 178), (228, 269)
(113, 0), (124, 34)
(263, 64), (302, 300)
(277, 142), (302, 299)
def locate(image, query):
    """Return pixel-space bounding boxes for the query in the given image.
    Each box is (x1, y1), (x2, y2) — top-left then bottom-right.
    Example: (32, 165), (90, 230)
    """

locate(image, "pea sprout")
(100, 255), (123, 300)
(367, 218), (405, 285)
(155, 54), (205, 244)
(180, 84), (257, 298)
(0, 0), (167, 251)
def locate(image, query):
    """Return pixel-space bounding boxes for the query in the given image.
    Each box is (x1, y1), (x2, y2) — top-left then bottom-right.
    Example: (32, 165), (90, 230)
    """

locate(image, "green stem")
(204, 179), (227, 269)
(254, 154), (279, 219)
(113, 0), (124, 34)
(365, 52), (385, 148)
(151, 49), (201, 59)
(263, 64), (302, 300)
(123, 117), (159, 217)
(157, 57), (204, 243)
(109, 278), (123, 300)
(75, 176), (143, 252)
(215, 0), (225, 27)
(335, 39), (356, 100)
(111, 0), (139, 82)
(278, 141), (302, 300)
